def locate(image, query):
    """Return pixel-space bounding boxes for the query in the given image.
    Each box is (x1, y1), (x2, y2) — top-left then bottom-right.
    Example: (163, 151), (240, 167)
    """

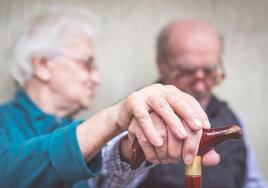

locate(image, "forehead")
(169, 30), (221, 65)
(60, 33), (95, 56)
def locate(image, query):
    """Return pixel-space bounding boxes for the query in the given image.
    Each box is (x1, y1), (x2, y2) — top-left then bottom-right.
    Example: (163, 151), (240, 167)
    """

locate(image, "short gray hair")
(11, 6), (100, 86)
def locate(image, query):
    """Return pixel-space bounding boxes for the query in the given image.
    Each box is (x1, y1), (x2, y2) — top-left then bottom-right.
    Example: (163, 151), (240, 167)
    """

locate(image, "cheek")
(49, 67), (85, 98)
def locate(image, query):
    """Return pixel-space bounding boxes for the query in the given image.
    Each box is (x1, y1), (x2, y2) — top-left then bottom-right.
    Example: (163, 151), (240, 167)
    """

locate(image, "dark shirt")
(139, 95), (247, 188)
(0, 89), (101, 188)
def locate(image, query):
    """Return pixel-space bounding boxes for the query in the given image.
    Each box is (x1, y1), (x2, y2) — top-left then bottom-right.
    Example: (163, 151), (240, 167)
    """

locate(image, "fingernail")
(193, 118), (202, 129)
(184, 154), (193, 165)
(155, 137), (163, 146)
(204, 119), (210, 129)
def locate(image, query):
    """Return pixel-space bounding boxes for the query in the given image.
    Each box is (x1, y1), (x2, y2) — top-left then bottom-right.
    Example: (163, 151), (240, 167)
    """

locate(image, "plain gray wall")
(0, 0), (267, 181)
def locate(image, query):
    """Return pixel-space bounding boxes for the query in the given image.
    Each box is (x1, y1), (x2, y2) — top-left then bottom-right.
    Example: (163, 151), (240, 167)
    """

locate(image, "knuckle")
(126, 92), (139, 105)
(147, 94), (156, 103)
(136, 113), (149, 123)
(153, 99), (168, 110)
(169, 96), (180, 107)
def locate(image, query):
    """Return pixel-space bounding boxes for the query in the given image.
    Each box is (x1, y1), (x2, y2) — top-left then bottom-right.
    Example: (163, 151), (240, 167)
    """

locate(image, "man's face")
(47, 34), (100, 109)
(158, 32), (223, 106)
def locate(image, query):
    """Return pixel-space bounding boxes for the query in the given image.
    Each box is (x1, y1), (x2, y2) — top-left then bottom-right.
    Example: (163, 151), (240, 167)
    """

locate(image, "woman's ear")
(31, 56), (52, 82)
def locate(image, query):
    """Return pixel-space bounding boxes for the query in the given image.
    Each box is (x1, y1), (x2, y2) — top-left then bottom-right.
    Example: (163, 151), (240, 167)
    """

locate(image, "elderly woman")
(0, 7), (219, 188)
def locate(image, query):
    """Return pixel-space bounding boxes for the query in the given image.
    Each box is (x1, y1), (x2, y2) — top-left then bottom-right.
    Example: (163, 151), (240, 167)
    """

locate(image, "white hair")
(10, 6), (101, 86)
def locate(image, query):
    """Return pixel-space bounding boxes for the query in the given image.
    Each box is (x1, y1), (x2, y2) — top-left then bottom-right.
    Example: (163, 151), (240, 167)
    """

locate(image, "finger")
(148, 94), (187, 139)
(132, 118), (160, 164)
(183, 93), (211, 129)
(150, 113), (169, 164)
(182, 124), (203, 165)
(128, 94), (163, 146)
(202, 149), (220, 166)
(128, 119), (137, 148)
(167, 126), (183, 164)
(128, 120), (148, 169)
(165, 85), (208, 131)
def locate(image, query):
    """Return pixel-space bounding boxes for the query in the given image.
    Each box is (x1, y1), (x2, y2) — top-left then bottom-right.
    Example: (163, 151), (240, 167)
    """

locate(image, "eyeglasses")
(166, 62), (224, 82)
(71, 55), (96, 72)
(52, 52), (97, 72)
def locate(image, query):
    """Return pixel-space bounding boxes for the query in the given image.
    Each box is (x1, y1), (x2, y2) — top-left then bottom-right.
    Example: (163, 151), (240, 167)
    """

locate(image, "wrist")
(76, 106), (124, 162)
(103, 105), (124, 135)
(112, 99), (132, 131)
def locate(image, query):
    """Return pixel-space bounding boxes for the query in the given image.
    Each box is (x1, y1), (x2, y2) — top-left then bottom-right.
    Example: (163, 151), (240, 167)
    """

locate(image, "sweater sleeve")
(89, 132), (152, 188)
(0, 120), (102, 188)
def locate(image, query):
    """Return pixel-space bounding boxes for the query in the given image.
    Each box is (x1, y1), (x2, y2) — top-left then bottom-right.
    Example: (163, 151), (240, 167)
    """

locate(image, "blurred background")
(0, 0), (267, 181)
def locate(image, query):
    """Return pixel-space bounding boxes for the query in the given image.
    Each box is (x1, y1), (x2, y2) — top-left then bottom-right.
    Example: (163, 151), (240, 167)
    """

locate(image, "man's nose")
(194, 69), (206, 79)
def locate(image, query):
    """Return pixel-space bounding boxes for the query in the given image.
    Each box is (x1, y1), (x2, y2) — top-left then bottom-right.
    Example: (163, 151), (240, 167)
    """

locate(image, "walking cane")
(130, 125), (242, 188)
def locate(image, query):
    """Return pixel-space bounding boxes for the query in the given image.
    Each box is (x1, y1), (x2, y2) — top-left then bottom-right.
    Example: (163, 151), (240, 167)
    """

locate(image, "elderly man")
(138, 19), (267, 188)
(0, 9), (220, 188)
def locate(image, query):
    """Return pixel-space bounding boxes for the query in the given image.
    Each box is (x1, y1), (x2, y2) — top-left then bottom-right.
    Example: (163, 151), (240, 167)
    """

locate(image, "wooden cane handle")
(130, 125), (242, 170)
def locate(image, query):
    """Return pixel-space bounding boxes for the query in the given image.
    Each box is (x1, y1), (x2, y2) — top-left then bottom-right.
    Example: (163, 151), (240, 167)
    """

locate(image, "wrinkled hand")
(128, 112), (220, 166)
(116, 84), (210, 164)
